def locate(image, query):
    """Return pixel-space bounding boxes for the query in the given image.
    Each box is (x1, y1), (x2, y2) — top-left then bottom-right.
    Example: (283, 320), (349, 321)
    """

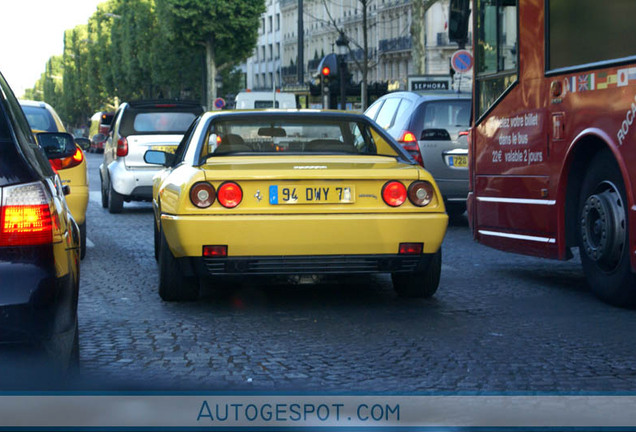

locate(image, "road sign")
(213, 97), (225, 109)
(451, 50), (473, 74)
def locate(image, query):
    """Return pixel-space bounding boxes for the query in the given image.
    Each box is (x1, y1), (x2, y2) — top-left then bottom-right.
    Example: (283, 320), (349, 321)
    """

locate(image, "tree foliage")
(157, 0), (265, 107)
(25, 0), (264, 129)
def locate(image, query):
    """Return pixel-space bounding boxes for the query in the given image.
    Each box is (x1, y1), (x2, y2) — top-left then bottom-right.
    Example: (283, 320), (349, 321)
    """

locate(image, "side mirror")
(75, 137), (91, 151)
(37, 132), (77, 159)
(144, 149), (173, 166)
(420, 128), (451, 141)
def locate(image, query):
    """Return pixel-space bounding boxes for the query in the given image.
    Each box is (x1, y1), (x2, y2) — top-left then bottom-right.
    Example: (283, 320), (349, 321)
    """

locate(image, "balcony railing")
(378, 36), (412, 53)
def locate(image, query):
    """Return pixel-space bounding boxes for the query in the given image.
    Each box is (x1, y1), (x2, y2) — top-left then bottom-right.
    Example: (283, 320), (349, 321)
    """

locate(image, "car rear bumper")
(191, 253), (436, 277)
(109, 161), (161, 198)
(0, 251), (77, 345)
(161, 212), (448, 257)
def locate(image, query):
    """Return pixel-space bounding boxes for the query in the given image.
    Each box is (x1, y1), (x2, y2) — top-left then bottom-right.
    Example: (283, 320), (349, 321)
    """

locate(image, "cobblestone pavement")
(74, 153), (636, 392)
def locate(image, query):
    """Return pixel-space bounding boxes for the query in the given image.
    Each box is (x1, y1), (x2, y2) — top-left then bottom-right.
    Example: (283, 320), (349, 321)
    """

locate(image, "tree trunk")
(411, 0), (438, 75)
(205, 36), (216, 110)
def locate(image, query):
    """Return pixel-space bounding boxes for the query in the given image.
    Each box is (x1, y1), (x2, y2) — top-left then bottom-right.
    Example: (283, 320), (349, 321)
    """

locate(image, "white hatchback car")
(99, 100), (203, 213)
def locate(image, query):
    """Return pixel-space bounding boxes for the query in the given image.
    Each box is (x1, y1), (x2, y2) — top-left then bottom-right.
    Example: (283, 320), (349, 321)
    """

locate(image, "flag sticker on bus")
(596, 72), (618, 90)
(618, 68), (636, 87)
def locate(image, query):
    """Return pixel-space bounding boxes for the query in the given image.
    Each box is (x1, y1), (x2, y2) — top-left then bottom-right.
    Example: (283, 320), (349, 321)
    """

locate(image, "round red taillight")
(190, 182), (216, 208)
(382, 181), (407, 207)
(408, 181), (434, 207)
(217, 182), (243, 208)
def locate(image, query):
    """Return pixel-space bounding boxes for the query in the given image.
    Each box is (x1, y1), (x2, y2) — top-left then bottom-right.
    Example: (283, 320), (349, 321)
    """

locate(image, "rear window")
(254, 100), (280, 108)
(422, 100), (471, 129)
(21, 106), (58, 132)
(198, 116), (404, 159)
(120, 106), (202, 136)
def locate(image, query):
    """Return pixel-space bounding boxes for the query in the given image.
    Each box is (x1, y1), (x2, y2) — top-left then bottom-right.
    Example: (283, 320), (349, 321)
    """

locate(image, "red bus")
(453, 0), (636, 307)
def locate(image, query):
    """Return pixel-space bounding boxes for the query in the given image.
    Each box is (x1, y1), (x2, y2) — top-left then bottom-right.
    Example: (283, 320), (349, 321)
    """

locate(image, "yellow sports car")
(20, 100), (90, 259)
(145, 110), (448, 301)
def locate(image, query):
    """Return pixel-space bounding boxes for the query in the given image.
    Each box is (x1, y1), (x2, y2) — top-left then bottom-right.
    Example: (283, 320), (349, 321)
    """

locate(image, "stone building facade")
(243, 0), (472, 106)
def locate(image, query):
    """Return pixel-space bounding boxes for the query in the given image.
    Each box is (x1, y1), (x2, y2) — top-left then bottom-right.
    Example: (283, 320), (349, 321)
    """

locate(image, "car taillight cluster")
(381, 180), (434, 207)
(0, 182), (54, 247)
(190, 181), (243, 209)
(397, 131), (423, 166)
(49, 147), (84, 171)
(116, 136), (129, 157)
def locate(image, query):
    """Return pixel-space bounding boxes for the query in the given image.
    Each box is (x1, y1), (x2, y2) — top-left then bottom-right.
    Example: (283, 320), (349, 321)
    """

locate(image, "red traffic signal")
(321, 66), (331, 77)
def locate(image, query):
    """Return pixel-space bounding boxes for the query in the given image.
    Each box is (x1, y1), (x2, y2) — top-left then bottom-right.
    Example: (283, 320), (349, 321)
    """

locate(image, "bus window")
(547, 0), (636, 71)
(475, 0), (518, 119)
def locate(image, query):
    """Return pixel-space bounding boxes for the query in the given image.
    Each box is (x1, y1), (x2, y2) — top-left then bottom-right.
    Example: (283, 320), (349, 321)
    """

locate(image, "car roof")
(376, 91), (471, 103)
(201, 109), (371, 122)
(124, 100), (203, 110)
(19, 99), (54, 110)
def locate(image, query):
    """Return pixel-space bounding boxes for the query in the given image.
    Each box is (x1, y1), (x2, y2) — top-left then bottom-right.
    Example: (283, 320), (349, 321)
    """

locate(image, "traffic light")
(321, 66), (331, 87)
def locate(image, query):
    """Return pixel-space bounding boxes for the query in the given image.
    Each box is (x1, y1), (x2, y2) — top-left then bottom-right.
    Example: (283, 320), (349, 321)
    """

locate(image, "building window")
(276, 14), (280, 31)
(268, 16), (273, 33)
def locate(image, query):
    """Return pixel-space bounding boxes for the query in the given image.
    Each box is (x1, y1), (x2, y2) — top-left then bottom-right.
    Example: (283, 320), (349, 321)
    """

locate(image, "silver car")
(99, 100), (203, 213)
(365, 91), (471, 217)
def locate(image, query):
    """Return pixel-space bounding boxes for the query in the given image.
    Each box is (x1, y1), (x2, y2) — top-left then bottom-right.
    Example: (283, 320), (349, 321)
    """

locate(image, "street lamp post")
(335, 32), (349, 110)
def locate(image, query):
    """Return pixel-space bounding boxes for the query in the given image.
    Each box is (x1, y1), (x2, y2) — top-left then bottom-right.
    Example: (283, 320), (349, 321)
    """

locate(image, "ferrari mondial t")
(145, 110), (449, 301)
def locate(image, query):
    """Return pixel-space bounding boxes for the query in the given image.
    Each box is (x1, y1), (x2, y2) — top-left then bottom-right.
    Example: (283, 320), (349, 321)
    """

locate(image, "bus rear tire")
(578, 151), (636, 308)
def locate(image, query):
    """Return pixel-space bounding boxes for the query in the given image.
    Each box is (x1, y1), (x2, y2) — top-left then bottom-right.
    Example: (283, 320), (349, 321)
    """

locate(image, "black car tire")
(391, 249), (442, 298)
(578, 151), (636, 308)
(108, 181), (124, 214)
(100, 175), (108, 209)
(158, 230), (199, 301)
(79, 221), (87, 260)
(446, 202), (466, 218)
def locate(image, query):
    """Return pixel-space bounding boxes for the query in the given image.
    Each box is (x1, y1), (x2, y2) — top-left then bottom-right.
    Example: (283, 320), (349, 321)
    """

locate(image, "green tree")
(108, 0), (156, 100)
(61, 25), (92, 128)
(157, 0), (265, 108)
(85, 2), (119, 111)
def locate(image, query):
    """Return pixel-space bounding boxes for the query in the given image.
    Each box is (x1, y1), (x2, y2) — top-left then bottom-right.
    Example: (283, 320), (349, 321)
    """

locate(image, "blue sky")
(0, 0), (105, 97)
